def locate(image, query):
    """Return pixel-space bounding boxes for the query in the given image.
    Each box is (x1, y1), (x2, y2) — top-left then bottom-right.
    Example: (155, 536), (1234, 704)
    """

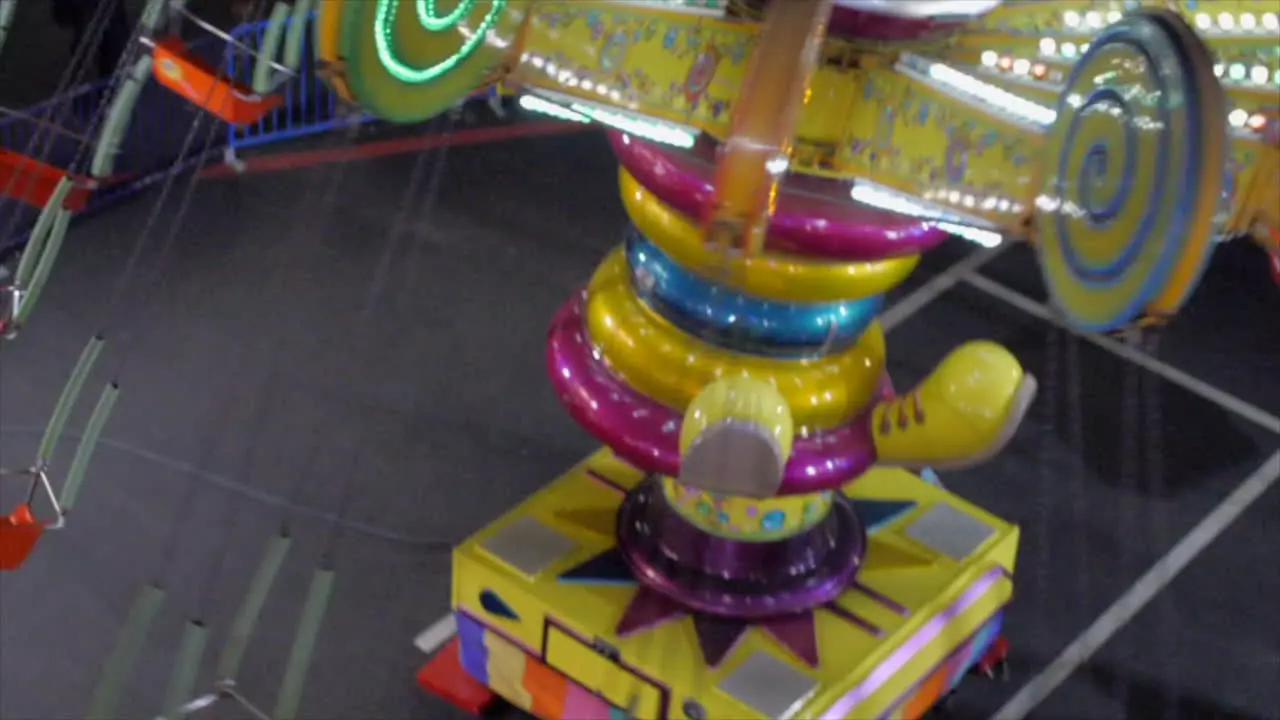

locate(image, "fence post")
(222, 146), (247, 173)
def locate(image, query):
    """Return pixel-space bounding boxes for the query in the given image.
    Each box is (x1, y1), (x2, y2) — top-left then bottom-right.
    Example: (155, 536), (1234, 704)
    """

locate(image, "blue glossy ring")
(624, 228), (882, 356)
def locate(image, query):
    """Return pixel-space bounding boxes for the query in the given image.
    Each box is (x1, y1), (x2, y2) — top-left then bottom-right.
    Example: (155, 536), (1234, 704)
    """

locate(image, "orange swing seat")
(0, 150), (94, 211)
(151, 38), (283, 125)
(0, 505), (45, 571)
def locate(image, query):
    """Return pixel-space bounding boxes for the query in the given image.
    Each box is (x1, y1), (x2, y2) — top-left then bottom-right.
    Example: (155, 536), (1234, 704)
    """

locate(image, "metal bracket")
(0, 467), (66, 529)
(0, 285), (22, 339)
(158, 680), (271, 720)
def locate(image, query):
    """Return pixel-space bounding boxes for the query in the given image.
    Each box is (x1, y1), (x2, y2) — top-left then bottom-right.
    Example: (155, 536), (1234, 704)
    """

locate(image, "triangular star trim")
(558, 548), (636, 585)
(554, 507), (618, 538)
(861, 537), (936, 572)
(758, 612), (820, 668)
(616, 585), (687, 636)
(852, 499), (917, 534)
(693, 614), (749, 668)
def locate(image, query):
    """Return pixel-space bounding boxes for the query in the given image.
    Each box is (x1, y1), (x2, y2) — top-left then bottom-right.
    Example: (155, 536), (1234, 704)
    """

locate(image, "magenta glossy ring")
(608, 130), (947, 261)
(547, 294), (878, 494)
(828, 0), (1003, 40)
(617, 478), (865, 618)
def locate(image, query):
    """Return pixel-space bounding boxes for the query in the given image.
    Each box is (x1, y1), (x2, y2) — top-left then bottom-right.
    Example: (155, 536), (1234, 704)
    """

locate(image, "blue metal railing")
(224, 15), (372, 153)
(1, 16), (508, 254)
(223, 14), (507, 154)
(0, 37), (227, 252)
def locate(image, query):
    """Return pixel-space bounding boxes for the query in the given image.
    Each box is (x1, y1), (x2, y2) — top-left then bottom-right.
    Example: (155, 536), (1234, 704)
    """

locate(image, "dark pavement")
(0, 127), (1277, 719)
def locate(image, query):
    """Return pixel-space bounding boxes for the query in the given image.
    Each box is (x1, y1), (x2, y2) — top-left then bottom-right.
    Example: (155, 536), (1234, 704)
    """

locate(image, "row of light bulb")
(1037, 37), (1279, 88)
(1190, 10), (1280, 33)
(979, 51), (1063, 82)
(982, 47), (1272, 133)
(1063, 9), (1280, 33)
(985, 45), (1279, 92)
(921, 187), (1025, 218)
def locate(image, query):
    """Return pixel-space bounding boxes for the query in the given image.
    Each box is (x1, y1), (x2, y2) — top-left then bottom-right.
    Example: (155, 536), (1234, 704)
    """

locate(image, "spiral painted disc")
(331, 0), (527, 123)
(1034, 9), (1226, 332)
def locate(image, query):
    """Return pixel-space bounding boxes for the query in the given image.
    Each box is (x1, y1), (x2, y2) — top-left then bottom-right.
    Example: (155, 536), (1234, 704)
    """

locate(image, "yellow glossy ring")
(586, 247), (886, 431)
(660, 478), (833, 542)
(618, 168), (920, 303)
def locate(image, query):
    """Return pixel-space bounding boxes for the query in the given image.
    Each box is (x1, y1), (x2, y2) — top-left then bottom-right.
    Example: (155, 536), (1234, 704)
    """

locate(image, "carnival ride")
(304, 1), (1273, 718)
(0, 0), (1275, 718)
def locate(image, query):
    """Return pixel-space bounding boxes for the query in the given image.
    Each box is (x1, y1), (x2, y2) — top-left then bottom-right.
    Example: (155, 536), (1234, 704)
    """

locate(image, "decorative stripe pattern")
(456, 613), (621, 718)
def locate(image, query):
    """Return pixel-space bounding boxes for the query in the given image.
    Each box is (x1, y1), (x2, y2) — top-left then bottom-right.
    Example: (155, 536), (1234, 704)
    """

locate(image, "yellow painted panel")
(837, 68), (1044, 228)
(453, 449), (1021, 720)
(545, 626), (665, 717)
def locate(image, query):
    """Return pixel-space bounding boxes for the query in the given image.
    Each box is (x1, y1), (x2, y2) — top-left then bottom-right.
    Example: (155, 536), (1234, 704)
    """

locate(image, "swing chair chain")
(1141, 330), (1165, 497)
(1119, 325), (1144, 492)
(146, 2), (297, 79)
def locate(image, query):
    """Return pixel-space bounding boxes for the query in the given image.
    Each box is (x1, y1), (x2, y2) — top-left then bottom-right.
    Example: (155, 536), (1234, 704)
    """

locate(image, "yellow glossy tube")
(621, 168), (919, 302)
(315, 0), (352, 101)
(585, 247), (885, 431)
(679, 375), (794, 460)
(705, 0), (832, 256)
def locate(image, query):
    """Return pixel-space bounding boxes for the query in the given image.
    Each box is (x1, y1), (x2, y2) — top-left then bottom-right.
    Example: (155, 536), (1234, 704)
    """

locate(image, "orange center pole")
(704, 0), (833, 257)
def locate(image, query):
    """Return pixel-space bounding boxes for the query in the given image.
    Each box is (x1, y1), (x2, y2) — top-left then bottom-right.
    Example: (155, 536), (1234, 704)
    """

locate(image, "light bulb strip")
(849, 180), (1007, 248)
(525, 88), (699, 149)
(898, 54), (1056, 129)
(1060, 7), (1280, 36)
(605, 0), (728, 17)
(979, 45), (1275, 136)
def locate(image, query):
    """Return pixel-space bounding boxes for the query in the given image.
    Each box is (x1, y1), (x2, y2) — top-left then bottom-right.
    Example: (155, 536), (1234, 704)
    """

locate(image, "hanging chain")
(1064, 329), (1089, 608)
(1114, 321), (1144, 705)
(1141, 325), (1175, 718)
(1034, 319), (1062, 608)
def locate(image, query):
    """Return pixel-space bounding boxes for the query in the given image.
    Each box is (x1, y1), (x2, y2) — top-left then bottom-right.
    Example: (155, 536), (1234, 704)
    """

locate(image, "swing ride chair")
(291, 0), (1258, 718)
(0, 118), (97, 333)
(138, 0), (310, 126)
(0, 1), (364, 716)
(0, 335), (117, 571)
(0, 0), (311, 339)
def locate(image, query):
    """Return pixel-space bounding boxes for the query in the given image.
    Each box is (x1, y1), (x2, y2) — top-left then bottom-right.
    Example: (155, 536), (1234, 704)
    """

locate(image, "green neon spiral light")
(374, 0), (508, 84)
(418, 0), (469, 31)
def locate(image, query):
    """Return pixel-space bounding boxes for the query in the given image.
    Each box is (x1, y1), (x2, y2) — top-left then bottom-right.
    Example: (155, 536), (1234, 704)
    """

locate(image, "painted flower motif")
(663, 27), (679, 49)
(761, 510), (786, 531)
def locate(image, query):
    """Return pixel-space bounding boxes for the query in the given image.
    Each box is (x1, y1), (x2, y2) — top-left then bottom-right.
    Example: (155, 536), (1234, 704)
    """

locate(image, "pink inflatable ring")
(609, 131), (947, 261)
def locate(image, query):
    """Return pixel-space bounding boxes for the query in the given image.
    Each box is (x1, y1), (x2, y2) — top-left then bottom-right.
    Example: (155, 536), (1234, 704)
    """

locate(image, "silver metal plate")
(717, 650), (818, 719)
(903, 502), (995, 561)
(479, 516), (579, 577)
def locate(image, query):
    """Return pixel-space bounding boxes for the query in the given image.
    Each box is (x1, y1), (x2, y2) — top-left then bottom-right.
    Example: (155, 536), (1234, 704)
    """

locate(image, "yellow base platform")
(449, 449), (1018, 719)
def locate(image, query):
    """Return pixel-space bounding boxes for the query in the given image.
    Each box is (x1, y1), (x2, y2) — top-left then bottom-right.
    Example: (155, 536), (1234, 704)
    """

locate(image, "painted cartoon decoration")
(944, 127), (971, 184)
(600, 30), (630, 72)
(683, 45), (721, 105)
